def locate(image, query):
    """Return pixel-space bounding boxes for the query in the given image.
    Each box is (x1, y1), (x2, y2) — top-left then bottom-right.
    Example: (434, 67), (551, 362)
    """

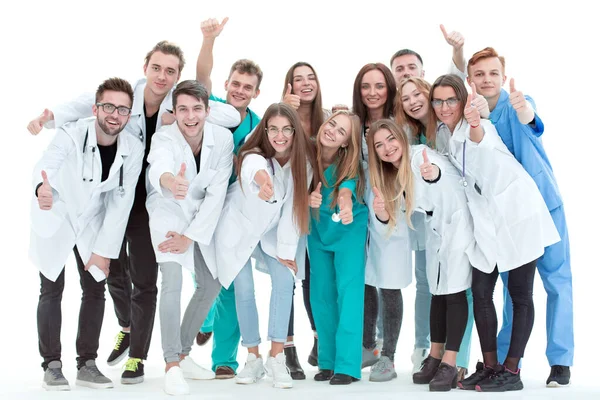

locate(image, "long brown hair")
(425, 74), (469, 146)
(352, 63), (397, 125)
(313, 111), (366, 210)
(367, 119), (415, 232)
(394, 77), (431, 145)
(281, 62), (325, 139)
(237, 103), (315, 234)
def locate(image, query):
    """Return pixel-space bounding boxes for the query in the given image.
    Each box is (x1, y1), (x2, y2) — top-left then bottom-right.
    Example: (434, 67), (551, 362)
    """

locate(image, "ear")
(205, 105), (210, 118)
(502, 74), (507, 85)
(224, 80), (229, 91)
(420, 70), (425, 78)
(466, 76), (472, 85)
(253, 88), (261, 99)
(92, 104), (98, 117)
(143, 63), (148, 76)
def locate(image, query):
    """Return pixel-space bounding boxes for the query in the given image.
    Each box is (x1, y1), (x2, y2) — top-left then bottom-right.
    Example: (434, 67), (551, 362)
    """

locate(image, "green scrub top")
(209, 94), (260, 155)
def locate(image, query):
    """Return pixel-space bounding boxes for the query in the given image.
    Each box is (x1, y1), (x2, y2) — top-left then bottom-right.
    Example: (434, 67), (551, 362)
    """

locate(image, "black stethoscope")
(82, 129), (125, 197)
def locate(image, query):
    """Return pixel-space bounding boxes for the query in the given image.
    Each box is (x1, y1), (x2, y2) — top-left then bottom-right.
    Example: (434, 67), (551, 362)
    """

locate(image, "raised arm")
(440, 24), (466, 75)
(196, 17), (229, 94)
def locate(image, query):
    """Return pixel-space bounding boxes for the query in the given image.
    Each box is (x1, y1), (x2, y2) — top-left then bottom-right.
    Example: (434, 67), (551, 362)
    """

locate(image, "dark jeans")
(472, 261), (536, 360)
(38, 247), (106, 369)
(363, 285), (403, 360)
(288, 250), (316, 337)
(106, 207), (159, 360)
(430, 291), (468, 352)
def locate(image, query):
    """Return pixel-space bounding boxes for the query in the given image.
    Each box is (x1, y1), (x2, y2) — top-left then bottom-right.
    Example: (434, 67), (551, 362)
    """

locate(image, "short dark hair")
(390, 49), (424, 68)
(228, 59), (263, 90)
(172, 80), (209, 109)
(95, 77), (134, 105)
(144, 40), (185, 73)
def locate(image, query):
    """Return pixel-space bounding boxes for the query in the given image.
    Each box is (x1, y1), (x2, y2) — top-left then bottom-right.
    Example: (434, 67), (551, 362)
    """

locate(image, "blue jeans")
(414, 249), (431, 349)
(234, 255), (294, 347)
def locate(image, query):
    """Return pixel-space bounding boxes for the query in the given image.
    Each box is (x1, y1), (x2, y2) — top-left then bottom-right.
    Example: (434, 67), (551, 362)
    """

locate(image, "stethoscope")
(82, 129), (125, 197)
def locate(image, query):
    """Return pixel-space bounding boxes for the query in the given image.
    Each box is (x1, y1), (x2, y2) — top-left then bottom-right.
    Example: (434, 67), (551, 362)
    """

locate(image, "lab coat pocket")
(149, 204), (187, 245)
(30, 197), (68, 238)
(219, 206), (254, 248)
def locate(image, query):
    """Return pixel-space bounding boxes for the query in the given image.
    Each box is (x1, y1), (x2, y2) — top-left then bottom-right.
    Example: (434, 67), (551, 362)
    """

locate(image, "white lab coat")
(29, 118), (144, 281)
(364, 182), (412, 290)
(145, 122), (233, 273)
(411, 145), (490, 295)
(435, 119), (560, 273)
(206, 154), (309, 289)
(47, 78), (241, 144)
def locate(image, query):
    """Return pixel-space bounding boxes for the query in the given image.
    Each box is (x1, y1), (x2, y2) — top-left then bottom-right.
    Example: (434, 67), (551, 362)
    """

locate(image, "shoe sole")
(547, 381), (570, 388)
(361, 358), (379, 369)
(236, 374), (265, 384)
(476, 381), (524, 392)
(75, 379), (114, 389)
(215, 374), (235, 379)
(42, 382), (70, 391)
(121, 376), (144, 385)
(369, 372), (397, 382)
(107, 346), (130, 367)
(273, 381), (293, 389)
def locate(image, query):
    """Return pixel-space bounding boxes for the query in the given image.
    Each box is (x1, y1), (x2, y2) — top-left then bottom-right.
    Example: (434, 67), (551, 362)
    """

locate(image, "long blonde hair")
(366, 119), (414, 231)
(313, 111), (365, 210)
(394, 77), (431, 145)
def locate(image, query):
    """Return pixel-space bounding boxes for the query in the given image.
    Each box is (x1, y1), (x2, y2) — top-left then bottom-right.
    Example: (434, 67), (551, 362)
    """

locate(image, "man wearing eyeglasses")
(30, 77), (144, 391)
(26, 41), (240, 385)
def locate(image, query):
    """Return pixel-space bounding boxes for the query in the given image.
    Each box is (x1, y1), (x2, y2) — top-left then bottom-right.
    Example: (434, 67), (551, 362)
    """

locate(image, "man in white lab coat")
(26, 41), (240, 385)
(30, 78), (144, 391)
(146, 80), (232, 395)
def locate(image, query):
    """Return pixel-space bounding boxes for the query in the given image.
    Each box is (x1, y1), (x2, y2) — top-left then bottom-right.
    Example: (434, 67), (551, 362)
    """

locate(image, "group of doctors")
(27, 17), (573, 396)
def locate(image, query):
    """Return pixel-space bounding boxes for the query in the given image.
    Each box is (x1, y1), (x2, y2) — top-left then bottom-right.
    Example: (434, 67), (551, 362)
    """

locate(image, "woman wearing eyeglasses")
(208, 103), (314, 389)
(308, 110), (368, 385)
(280, 62), (331, 377)
(426, 74), (560, 392)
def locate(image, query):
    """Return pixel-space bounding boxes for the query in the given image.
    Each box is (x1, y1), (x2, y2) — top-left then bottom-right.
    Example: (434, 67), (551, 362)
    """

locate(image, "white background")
(0, 0), (598, 398)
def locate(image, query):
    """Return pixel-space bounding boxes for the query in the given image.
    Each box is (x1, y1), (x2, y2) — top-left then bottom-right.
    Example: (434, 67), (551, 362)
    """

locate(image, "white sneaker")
(411, 348), (429, 373)
(164, 367), (189, 396)
(179, 356), (215, 380)
(236, 353), (265, 385)
(266, 352), (293, 389)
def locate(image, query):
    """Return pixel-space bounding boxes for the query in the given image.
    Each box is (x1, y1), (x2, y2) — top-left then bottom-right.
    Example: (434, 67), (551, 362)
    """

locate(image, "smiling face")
(467, 56), (506, 100)
(319, 114), (352, 150)
(93, 90), (132, 136)
(391, 54), (424, 86)
(432, 86), (461, 129)
(224, 71), (260, 111)
(400, 81), (429, 123)
(266, 115), (294, 157)
(292, 65), (318, 103)
(173, 94), (209, 140)
(360, 69), (388, 112)
(373, 128), (402, 167)
(143, 51), (181, 99)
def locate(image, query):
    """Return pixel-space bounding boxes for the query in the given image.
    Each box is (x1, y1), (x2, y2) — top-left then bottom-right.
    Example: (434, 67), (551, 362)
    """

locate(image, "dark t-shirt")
(98, 142), (118, 182)
(131, 105), (159, 215)
(194, 149), (202, 173)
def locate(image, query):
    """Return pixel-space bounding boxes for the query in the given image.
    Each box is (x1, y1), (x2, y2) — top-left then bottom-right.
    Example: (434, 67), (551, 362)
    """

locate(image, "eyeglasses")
(431, 97), (459, 109)
(266, 126), (294, 137)
(96, 102), (132, 116)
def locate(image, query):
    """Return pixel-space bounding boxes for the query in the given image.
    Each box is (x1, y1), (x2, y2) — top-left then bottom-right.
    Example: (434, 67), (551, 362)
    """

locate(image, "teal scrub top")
(209, 94), (260, 155)
(310, 164), (368, 247)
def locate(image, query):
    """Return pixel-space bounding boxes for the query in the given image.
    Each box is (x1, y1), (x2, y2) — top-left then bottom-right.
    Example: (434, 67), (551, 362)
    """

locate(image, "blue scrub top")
(489, 89), (562, 211)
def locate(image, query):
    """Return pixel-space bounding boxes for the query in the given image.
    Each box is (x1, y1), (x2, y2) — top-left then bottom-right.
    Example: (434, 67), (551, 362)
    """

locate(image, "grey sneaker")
(43, 360), (70, 391)
(361, 346), (380, 369)
(369, 356), (397, 382)
(76, 360), (114, 389)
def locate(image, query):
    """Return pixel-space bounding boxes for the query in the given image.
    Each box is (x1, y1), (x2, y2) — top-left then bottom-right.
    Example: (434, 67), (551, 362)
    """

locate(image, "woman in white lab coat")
(366, 119), (487, 391)
(426, 74), (560, 392)
(210, 103), (314, 389)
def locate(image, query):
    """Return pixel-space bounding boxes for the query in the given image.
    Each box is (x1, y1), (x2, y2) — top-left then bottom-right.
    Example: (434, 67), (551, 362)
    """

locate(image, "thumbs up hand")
(27, 109), (54, 135)
(372, 187), (389, 222)
(508, 78), (535, 124)
(282, 83), (301, 110)
(469, 81), (490, 118)
(201, 17), (229, 39)
(37, 170), (54, 210)
(310, 182), (322, 209)
(338, 194), (354, 225)
(464, 92), (481, 128)
(440, 24), (464, 50)
(420, 148), (440, 181)
(171, 163), (189, 200)
(255, 169), (274, 201)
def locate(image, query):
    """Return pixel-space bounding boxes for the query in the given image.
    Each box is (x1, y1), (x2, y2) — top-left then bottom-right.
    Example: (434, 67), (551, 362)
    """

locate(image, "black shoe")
(412, 355), (442, 384)
(314, 369), (333, 381)
(476, 364), (523, 392)
(546, 365), (570, 387)
(107, 331), (130, 366)
(429, 362), (457, 392)
(284, 346), (306, 380)
(308, 337), (318, 367)
(330, 373), (359, 385)
(121, 358), (144, 385)
(458, 361), (494, 390)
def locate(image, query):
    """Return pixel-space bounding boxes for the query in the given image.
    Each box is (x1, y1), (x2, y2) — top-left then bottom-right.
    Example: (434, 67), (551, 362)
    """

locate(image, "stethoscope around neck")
(82, 129), (125, 197)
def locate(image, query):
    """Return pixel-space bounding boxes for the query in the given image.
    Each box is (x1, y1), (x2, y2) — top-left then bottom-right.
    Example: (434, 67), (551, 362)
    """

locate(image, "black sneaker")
(458, 361), (494, 390)
(429, 362), (457, 392)
(121, 358), (144, 384)
(413, 355), (442, 384)
(284, 346), (306, 380)
(546, 365), (570, 387)
(476, 364), (523, 392)
(107, 331), (130, 366)
(329, 373), (359, 385)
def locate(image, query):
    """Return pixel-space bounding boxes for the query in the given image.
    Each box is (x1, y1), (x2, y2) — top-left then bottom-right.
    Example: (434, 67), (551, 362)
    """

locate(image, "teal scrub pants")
(456, 288), (474, 369)
(210, 285), (240, 372)
(308, 223), (367, 379)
